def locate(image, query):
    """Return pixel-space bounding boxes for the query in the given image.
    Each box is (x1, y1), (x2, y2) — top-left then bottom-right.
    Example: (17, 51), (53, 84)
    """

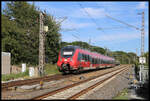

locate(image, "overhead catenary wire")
(78, 3), (100, 28)
(105, 14), (140, 30)
(95, 3), (131, 31)
(77, 3), (106, 34)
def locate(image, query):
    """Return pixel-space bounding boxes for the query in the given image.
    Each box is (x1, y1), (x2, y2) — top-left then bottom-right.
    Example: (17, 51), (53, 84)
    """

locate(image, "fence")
(139, 65), (149, 83)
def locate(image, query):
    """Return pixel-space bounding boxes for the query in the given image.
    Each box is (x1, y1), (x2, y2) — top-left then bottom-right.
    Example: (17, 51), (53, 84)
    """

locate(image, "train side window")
(84, 54), (86, 61)
(85, 54), (87, 61)
(101, 59), (103, 64)
(96, 59), (97, 64)
(82, 54), (85, 60)
(78, 52), (81, 61)
(96, 58), (97, 64)
(82, 54), (85, 61)
(104, 60), (105, 64)
(87, 55), (89, 61)
(80, 53), (83, 61)
(89, 56), (92, 62)
(92, 58), (94, 64)
(85, 54), (88, 61)
(93, 58), (95, 64)
(86, 55), (88, 61)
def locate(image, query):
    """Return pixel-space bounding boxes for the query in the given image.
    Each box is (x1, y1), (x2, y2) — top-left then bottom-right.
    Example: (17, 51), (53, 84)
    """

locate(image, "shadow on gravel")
(135, 81), (149, 100)
(133, 65), (149, 100)
(73, 66), (114, 75)
(61, 66), (116, 75)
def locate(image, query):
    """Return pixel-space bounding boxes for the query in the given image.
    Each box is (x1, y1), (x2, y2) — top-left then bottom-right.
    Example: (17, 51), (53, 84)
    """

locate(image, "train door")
(86, 55), (90, 67)
(81, 54), (86, 67)
(84, 54), (90, 68)
(77, 52), (82, 67)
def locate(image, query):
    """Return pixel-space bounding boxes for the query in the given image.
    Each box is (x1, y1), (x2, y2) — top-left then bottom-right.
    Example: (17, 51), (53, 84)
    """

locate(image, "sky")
(2, 1), (149, 56)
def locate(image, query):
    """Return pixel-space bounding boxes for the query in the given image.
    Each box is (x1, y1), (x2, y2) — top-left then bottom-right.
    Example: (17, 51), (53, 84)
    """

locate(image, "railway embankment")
(2, 65), (136, 100)
(77, 65), (132, 99)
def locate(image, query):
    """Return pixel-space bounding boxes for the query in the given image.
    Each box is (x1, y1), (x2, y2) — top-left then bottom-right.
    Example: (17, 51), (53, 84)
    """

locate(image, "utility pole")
(141, 12), (145, 57)
(136, 48), (138, 62)
(39, 12), (45, 77)
(138, 11), (145, 57)
(104, 47), (108, 56)
(89, 37), (91, 50)
(136, 48), (138, 57)
(138, 12), (145, 83)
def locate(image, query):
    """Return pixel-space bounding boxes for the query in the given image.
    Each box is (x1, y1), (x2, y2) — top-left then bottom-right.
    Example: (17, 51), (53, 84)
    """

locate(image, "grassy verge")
(113, 88), (129, 100)
(2, 64), (60, 81)
(44, 63), (61, 75)
(2, 69), (29, 81)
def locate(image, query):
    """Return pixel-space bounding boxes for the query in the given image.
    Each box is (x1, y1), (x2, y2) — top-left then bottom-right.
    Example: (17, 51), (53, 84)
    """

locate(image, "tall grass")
(2, 64), (61, 81)
(44, 64), (61, 75)
(2, 69), (29, 81)
(113, 88), (129, 100)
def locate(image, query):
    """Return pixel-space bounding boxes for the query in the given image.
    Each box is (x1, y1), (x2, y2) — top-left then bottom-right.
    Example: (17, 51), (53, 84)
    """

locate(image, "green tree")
(2, 14), (23, 64)
(143, 52), (149, 66)
(44, 15), (61, 64)
(2, 2), (61, 65)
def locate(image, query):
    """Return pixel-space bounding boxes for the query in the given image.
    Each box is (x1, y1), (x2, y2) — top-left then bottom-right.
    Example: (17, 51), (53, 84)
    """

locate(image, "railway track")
(32, 65), (131, 100)
(2, 65), (123, 91)
(2, 74), (73, 90)
(68, 67), (129, 100)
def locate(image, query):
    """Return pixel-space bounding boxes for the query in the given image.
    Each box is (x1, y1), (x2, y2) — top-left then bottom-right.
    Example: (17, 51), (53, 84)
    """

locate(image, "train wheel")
(96, 67), (99, 70)
(73, 70), (79, 75)
(62, 71), (67, 75)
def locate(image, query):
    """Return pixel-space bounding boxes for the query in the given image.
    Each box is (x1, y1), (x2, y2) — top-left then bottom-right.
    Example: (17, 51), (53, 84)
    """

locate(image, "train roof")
(62, 45), (115, 60)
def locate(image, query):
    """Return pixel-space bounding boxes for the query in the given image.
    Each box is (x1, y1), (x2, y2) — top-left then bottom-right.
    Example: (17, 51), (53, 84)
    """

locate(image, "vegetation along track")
(32, 65), (131, 100)
(2, 74), (73, 90)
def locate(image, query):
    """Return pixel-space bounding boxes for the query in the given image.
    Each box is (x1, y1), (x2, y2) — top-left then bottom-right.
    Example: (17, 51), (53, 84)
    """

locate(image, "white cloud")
(136, 2), (147, 9)
(81, 7), (106, 18)
(94, 32), (140, 43)
(70, 7), (106, 19)
(61, 20), (94, 29)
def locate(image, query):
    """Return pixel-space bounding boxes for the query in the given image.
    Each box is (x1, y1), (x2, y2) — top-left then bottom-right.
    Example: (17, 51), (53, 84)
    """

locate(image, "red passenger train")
(57, 45), (117, 74)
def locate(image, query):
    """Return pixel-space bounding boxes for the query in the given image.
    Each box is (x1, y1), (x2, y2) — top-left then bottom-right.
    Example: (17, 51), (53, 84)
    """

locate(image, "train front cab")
(57, 46), (79, 74)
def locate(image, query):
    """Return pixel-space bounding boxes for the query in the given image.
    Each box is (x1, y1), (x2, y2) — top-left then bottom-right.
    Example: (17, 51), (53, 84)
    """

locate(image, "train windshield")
(61, 46), (75, 58)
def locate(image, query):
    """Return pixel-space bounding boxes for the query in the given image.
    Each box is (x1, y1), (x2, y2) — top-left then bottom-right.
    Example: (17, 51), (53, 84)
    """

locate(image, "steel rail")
(68, 66), (129, 100)
(2, 74), (73, 90)
(2, 65), (123, 90)
(32, 65), (130, 100)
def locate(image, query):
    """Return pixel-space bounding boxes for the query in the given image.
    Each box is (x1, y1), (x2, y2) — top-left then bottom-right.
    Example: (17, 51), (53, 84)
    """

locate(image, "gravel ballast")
(78, 67), (132, 99)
